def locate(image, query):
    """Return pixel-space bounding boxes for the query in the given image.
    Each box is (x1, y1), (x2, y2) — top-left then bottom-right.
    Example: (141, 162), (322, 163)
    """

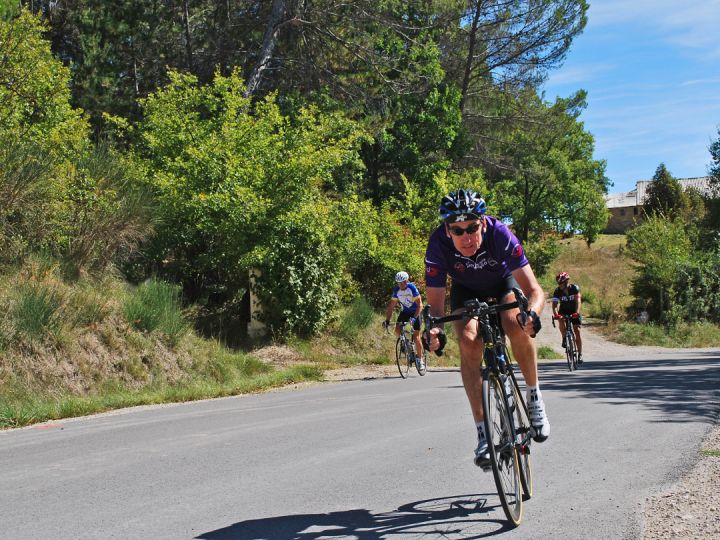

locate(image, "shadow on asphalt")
(197, 494), (514, 539)
(536, 353), (720, 423)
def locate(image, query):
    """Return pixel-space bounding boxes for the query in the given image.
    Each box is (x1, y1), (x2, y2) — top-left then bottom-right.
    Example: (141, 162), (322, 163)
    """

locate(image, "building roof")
(605, 176), (713, 208)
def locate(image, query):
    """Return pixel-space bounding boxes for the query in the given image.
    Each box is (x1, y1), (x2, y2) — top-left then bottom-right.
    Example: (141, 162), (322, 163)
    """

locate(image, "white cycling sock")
(526, 385), (542, 402)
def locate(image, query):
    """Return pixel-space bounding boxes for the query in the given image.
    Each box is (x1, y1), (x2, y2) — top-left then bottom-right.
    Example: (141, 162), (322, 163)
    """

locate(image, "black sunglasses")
(448, 222), (482, 236)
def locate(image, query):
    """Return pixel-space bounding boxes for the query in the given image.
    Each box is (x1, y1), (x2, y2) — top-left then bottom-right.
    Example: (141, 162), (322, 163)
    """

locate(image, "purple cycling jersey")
(424, 215), (528, 289)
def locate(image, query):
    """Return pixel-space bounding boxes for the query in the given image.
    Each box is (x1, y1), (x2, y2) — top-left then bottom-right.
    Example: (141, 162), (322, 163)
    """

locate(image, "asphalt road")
(2, 351), (719, 539)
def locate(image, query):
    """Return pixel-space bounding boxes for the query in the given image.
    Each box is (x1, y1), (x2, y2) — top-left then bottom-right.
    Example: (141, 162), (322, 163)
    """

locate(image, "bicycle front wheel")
(483, 372), (523, 526)
(395, 337), (410, 378)
(568, 334), (578, 369)
(509, 373), (533, 500)
(565, 332), (575, 371)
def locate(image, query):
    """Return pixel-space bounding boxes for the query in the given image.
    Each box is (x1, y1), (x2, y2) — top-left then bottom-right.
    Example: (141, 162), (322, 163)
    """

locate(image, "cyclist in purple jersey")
(424, 189), (549, 469)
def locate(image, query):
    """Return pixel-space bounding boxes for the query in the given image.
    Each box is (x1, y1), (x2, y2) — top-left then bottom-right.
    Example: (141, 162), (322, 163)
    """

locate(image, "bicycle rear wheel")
(395, 337), (410, 378)
(509, 373), (533, 500)
(483, 372), (523, 526)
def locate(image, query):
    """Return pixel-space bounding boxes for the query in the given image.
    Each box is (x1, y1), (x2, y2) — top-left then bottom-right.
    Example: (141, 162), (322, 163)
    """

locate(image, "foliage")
(251, 208), (341, 339)
(626, 216), (691, 320)
(134, 70), (367, 309)
(123, 278), (188, 344)
(59, 144), (156, 278)
(669, 254), (720, 324)
(336, 296), (376, 342)
(643, 164), (685, 219)
(523, 235), (560, 279)
(709, 128), (720, 195)
(489, 92), (609, 242)
(0, 9), (87, 153)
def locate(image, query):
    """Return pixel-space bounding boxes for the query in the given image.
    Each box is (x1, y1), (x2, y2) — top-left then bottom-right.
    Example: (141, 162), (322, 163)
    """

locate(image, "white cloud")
(588, 1), (720, 57)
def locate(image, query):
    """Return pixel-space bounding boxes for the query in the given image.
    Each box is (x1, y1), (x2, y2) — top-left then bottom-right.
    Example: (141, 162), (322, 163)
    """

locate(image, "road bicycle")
(423, 288), (534, 527)
(552, 313), (579, 371)
(386, 320), (428, 378)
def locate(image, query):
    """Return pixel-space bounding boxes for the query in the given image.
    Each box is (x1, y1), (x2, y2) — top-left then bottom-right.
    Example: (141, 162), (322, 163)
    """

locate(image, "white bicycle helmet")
(395, 271), (409, 283)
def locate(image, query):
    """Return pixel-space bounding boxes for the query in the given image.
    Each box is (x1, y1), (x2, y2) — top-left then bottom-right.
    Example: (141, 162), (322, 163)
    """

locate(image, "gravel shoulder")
(321, 301), (720, 539)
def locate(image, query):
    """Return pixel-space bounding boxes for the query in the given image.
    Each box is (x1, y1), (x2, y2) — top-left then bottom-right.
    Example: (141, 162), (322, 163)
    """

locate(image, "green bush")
(253, 212), (341, 338)
(626, 216), (691, 321)
(670, 255), (720, 324)
(123, 278), (187, 344)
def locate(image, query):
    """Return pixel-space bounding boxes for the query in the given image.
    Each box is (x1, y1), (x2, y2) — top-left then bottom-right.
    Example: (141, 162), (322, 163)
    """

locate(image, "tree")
(643, 163), (684, 219)
(710, 128), (720, 195)
(133, 70), (368, 334)
(626, 216), (691, 320)
(488, 91), (609, 242)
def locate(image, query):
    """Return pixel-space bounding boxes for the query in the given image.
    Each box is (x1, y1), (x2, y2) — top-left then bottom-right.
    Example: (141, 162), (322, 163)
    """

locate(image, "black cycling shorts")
(397, 310), (421, 331)
(450, 275), (521, 312)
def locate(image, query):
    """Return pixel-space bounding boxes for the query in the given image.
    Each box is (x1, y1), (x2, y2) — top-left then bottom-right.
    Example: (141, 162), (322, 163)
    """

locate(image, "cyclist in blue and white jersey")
(423, 189), (549, 469)
(384, 271), (424, 369)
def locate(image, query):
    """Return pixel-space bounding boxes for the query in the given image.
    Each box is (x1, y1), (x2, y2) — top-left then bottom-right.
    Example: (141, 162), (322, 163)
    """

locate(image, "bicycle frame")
(553, 314), (579, 371)
(423, 288), (533, 448)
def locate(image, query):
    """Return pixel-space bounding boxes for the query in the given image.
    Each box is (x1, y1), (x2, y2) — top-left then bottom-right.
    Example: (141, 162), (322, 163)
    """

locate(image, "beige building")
(604, 176), (713, 233)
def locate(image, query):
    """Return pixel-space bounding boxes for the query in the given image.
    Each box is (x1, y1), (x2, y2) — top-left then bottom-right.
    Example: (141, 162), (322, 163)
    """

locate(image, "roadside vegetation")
(2, 5), (719, 428)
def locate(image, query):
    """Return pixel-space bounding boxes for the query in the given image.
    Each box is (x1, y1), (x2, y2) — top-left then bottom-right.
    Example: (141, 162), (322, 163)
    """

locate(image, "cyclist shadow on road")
(196, 493), (514, 539)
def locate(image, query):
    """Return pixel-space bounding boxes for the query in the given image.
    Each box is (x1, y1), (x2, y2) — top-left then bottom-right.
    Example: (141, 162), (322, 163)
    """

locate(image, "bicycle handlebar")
(424, 287), (529, 327)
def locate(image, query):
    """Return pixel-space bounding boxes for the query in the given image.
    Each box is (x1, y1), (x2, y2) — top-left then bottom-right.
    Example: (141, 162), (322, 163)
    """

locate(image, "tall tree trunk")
(182, 0), (193, 70)
(244, 0), (286, 97)
(460, 1), (483, 113)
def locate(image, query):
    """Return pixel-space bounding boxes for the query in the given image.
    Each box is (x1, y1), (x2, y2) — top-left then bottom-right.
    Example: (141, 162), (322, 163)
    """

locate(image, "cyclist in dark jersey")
(552, 271), (583, 364)
(424, 189), (549, 468)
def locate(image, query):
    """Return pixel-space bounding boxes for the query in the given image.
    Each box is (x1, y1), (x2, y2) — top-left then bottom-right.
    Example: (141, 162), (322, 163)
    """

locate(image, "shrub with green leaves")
(670, 254), (720, 324)
(252, 212), (341, 338)
(626, 216), (691, 320)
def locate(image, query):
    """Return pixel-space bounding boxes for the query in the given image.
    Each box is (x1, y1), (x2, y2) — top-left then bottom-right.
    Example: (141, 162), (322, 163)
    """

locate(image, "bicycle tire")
(483, 372), (523, 526)
(509, 374), (533, 500)
(565, 330), (575, 371)
(395, 337), (410, 378)
(568, 331), (578, 370)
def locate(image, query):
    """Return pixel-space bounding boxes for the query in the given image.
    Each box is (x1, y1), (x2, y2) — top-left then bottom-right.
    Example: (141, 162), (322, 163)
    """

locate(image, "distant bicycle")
(386, 320), (427, 378)
(552, 313), (579, 371)
(423, 289), (534, 526)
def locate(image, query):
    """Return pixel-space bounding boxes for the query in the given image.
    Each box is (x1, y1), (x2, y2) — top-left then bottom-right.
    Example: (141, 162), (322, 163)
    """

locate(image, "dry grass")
(542, 235), (637, 324)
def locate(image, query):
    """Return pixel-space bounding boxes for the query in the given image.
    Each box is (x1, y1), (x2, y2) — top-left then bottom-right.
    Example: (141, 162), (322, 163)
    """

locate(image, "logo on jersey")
(426, 266), (439, 278)
(454, 262), (466, 272)
(512, 244), (524, 258)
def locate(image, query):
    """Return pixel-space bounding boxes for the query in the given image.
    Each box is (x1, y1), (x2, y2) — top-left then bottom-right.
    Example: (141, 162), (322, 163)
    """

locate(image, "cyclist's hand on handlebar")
(517, 309), (541, 337)
(425, 327), (447, 356)
(552, 313), (563, 320)
(571, 312), (580, 319)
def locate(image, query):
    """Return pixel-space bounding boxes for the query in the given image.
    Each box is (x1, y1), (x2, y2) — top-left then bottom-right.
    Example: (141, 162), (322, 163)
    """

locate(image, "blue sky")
(542, 0), (720, 193)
